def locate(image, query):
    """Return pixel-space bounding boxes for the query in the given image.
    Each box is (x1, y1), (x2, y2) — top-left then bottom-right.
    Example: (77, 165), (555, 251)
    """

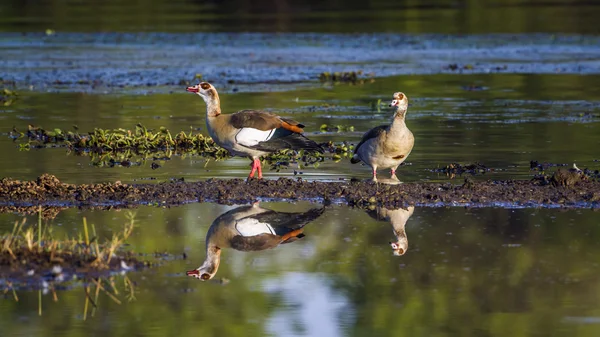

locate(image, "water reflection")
(365, 206), (415, 256)
(187, 202), (324, 280)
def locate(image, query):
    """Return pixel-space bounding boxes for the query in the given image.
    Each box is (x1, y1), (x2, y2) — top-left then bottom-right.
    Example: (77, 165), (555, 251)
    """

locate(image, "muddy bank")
(0, 174), (599, 209)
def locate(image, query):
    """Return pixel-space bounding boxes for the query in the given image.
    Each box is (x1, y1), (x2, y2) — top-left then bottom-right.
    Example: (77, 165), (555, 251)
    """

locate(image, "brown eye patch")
(397, 93), (404, 100)
(200, 82), (210, 90)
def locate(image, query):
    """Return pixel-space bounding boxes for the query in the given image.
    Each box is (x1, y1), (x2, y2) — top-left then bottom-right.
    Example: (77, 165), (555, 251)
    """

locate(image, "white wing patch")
(235, 128), (276, 147)
(235, 218), (276, 236)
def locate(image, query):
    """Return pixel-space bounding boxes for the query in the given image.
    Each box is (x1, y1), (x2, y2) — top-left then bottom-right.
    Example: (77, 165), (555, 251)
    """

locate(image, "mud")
(0, 173), (599, 209)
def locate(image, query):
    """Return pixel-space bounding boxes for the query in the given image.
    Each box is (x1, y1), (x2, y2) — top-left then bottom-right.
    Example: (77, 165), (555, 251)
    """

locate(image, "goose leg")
(391, 167), (399, 180)
(257, 159), (263, 179)
(248, 159), (258, 179)
(372, 166), (378, 182)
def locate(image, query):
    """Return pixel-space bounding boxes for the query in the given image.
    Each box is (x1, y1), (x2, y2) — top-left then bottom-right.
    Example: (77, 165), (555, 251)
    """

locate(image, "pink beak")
(186, 86), (199, 93)
(186, 269), (200, 277)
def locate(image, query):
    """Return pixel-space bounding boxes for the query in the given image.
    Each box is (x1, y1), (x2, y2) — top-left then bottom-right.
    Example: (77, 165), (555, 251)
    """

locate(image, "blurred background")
(1, 0), (599, 34)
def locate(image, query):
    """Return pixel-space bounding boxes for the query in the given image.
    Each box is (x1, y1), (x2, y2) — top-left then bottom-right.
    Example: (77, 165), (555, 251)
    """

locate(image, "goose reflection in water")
(366, 206), (415, 256)
(187, 202), (325, 280)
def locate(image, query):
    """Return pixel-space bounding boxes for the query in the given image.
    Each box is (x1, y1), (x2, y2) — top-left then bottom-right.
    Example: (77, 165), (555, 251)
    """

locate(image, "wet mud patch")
(0, 173), (599, 209)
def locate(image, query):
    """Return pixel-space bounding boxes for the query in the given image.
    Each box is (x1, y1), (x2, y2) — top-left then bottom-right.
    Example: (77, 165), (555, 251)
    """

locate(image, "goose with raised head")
(186, 82), (323, 179)
(351, 92), (414, 182)
(186, 203), (324, 280)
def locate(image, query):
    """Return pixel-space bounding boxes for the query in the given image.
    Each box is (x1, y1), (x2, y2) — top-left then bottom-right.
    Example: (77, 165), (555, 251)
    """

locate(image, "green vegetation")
(11, 124), (359, 169)
(319, 124), (355, 132)
(0, 88), (18, 106)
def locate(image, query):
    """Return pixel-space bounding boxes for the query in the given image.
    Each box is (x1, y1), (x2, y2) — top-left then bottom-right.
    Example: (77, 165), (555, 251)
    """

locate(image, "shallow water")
(1, 73), (598, 183)
(1, 203), (600, 336)
(2, 1), (600, 336)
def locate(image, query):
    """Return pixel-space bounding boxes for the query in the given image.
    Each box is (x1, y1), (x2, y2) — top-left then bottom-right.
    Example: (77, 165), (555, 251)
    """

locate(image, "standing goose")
(351, 92), (414, 182)
(186, 203), (324, 280)
(366, 206), (415, 256)
(186, 82), (323, 179)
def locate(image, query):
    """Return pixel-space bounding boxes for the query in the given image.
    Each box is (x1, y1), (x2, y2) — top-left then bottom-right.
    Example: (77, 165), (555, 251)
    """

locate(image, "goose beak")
(186, 269), (200, 277)
(186, 86), (199, 93)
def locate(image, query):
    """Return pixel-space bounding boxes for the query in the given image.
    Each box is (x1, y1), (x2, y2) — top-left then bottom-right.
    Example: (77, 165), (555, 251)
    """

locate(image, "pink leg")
(372, 169), (377, 181)
(391, 167), (399, 180)
(257, 159), (263, 179)
(248, 159), (258, 179)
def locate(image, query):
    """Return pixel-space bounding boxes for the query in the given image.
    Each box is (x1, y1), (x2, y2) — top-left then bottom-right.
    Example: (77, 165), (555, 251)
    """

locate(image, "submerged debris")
(429, 162), (496, 178)
(318, 71), (374, 84)
(530, 160), (569, 171)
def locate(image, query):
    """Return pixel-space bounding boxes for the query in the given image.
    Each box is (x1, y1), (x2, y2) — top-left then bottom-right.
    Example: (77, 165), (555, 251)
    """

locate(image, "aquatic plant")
(319, 124), (355, 132)
(0, 88), (18, 106)
(11, 124), (356, 170)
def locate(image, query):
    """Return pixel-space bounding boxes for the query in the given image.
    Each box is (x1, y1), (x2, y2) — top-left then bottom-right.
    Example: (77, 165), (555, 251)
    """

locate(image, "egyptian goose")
(351, 92), (414, 182)
(186, 203), (324, 280)
(366, 206), (415, 256)
(186, 82), (323, 179)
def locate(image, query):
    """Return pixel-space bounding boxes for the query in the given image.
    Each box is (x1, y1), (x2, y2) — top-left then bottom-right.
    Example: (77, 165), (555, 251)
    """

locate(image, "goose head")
(388, 92), (408, 118)
(186, 246), (221, 281)
(186, 82), (218, 104)
(390, 238), (408, 256)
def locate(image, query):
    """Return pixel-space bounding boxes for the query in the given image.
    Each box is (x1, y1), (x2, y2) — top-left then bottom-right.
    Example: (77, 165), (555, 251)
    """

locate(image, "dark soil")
(0, 173), (599, 209)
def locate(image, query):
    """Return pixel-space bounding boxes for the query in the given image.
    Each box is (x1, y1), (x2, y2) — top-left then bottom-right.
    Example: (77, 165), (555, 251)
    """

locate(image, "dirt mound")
(0, 174), (599, 209)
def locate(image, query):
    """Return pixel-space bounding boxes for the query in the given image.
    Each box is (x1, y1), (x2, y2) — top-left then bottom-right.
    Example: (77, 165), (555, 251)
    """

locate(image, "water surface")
(1, 203), (600, 336)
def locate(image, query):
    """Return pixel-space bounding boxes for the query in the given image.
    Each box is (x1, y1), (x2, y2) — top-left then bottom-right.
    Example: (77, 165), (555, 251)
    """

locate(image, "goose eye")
(391, 100), (398, 105)
(201, 273), (211, 280)
(200, 83), (210, 90)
